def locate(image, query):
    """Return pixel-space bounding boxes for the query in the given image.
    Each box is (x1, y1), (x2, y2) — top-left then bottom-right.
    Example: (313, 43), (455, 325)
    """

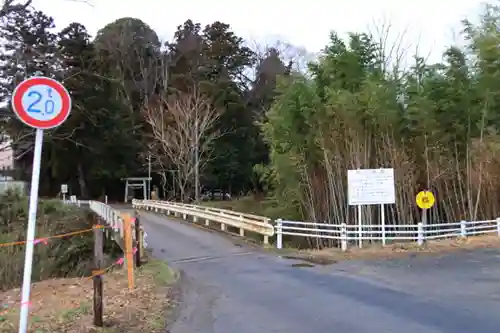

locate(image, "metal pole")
(147, 153), (151, 200)
(18, 128), (44, 333)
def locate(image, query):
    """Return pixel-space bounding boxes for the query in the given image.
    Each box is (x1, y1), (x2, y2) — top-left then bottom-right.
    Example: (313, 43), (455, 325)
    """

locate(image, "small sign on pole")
(347, 168), (395, 248)
(416, 190), (435, 226)
(61, 184), (68, 201)
(12, 76), (71, 333)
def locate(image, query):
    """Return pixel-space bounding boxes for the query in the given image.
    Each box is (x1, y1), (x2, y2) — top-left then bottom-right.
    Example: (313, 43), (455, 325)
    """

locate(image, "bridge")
(77, 198), (500, 333)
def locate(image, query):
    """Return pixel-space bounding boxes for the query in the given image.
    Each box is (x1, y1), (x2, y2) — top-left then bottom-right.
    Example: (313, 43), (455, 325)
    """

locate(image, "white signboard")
(347, 168), (395, 205)
(61, 184), (68, 194)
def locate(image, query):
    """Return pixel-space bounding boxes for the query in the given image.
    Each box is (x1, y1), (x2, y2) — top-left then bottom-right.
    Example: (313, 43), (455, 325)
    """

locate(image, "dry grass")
(280, 235), (500, 264)
(0, 259), (177, 332)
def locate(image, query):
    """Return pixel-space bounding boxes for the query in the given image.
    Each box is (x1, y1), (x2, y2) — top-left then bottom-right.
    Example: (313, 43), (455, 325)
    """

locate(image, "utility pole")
(147, 153), (151, 200)
(194, 114), (200, 203)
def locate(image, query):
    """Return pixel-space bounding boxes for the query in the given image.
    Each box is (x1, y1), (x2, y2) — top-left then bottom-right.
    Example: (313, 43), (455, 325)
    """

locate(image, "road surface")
(135, 210), (500, 333)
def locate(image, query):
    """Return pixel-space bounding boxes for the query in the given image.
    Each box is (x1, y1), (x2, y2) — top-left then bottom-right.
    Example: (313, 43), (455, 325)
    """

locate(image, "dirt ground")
(281, 234), (500, 264)
(0, 259), (178, 333)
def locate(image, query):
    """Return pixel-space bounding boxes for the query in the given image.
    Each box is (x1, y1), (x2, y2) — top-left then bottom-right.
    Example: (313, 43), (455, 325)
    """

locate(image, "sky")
(29, 0), (488, 64)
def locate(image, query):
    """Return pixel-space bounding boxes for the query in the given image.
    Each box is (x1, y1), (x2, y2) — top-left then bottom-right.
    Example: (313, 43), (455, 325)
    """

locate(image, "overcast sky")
(28, 0), (487, 63)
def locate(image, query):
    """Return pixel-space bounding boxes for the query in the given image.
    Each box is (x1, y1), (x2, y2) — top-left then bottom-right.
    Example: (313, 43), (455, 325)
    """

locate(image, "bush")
(0, 190), (119, 291)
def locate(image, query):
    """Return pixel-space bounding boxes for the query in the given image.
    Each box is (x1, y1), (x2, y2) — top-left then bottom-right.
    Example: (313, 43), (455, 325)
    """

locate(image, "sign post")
(347, 168), (396, 247)
(12, 77), (71, 333)
(61, 184), (68, 201)
(416, 190), (435, 225)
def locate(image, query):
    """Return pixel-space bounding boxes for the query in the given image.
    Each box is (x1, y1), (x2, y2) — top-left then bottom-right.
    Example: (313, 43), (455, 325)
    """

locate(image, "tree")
(93, 17), (162, 188)
(258, 3), (500, 249)
(0, 5), (58, 186)
(166, 20), (257, 196)
(143, 86), (220, 202)
(0, 0), (91, 18)
(0, 0), (32, 17)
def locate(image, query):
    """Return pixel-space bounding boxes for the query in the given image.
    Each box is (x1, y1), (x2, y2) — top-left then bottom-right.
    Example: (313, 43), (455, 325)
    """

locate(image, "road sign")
(11, 76), (72, 130)
(61, 184), (68, 194)
(12, 77), (71, 333)
(416, 190), (435, 209)
(347, 168), (395, 205)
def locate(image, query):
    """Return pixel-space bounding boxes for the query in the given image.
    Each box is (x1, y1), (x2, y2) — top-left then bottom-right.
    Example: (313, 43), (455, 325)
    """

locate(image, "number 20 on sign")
(11, 76), (72, 333)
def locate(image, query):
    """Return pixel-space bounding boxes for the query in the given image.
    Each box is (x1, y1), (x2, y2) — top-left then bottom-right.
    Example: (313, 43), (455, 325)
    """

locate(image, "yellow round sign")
(416, 191), (435, 209)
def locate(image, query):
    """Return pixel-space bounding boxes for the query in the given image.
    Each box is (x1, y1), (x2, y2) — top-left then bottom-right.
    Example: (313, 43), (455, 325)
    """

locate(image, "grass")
(0, 191), (121, 291)
(271, 234), (500, 264)
(0, 259), (178, 332)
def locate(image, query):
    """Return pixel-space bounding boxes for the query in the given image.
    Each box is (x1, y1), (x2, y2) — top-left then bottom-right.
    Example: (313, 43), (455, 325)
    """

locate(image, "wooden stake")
(93, 220), (104, 327)
(123, 215), (135, 290)
(134, 211), (142, 267)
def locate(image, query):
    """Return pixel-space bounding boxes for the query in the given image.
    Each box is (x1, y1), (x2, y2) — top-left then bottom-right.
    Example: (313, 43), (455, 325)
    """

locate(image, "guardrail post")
(263, 235), (269, 245)
(497, 218), (500, 236)
(276, 219), (283, 249)
(341, 223), (347, 251)
(221, 222), (226, 231)
(460, 220), (467, 238)
(417, 222), (424, 246)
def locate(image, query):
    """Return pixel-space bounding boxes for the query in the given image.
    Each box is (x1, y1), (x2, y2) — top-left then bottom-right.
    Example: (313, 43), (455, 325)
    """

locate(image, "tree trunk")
(77, 163), (88, 198)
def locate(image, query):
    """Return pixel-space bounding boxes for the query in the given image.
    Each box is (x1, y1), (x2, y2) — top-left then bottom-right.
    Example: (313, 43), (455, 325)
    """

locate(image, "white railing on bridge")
(132, 199), (274, 244)
(65, 199), (148, 248)
(89, 201), (127, 239)
(275, 218), (500, 250)
(63, 195), (89, 206)
(67, 197), (500, 253)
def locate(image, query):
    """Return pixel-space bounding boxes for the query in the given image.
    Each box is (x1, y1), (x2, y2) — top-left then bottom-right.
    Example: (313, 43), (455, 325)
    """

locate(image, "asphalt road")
(134, 210), (500, 333)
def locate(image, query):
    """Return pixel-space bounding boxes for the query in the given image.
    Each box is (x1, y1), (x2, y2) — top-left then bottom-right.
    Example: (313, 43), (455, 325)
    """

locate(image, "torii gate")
(122, 177), (151, 203)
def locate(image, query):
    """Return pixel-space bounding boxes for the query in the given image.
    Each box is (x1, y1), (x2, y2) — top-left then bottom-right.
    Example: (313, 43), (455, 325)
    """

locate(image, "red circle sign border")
(11, 77), (72, 130)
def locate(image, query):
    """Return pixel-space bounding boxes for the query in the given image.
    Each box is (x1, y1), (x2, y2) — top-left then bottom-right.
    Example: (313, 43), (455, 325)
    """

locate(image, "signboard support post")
(357, 205), (362, 248)
(18, 128), (44, 333)
(381, 204), (386, 246)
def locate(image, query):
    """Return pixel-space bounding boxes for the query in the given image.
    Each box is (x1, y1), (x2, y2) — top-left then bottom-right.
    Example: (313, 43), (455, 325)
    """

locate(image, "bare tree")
(143, 85), (221, 202)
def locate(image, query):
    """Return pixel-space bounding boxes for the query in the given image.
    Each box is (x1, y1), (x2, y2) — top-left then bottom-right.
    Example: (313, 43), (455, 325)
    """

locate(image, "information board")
(347, 168), (395, 205)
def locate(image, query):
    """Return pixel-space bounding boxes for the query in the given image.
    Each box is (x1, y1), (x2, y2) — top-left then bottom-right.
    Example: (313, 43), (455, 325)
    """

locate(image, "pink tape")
(115, 247), (137, 265)
(33, 238), (48, 245)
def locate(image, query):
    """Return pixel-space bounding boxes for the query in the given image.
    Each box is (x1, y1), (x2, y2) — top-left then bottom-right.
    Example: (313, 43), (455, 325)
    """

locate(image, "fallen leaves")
(0, 260), (176, 332)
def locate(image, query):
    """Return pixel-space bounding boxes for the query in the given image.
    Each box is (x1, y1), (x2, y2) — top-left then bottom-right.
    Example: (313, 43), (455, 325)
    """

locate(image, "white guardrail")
(276, 218), (500, 250)
(65, 197), (500, 252)
(63, 195), (89, 206)
(89, 200), (148, 248)
(65, 199), (148, 248)
(132, 199), (274, 244)
(89, 200), (127, 239)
